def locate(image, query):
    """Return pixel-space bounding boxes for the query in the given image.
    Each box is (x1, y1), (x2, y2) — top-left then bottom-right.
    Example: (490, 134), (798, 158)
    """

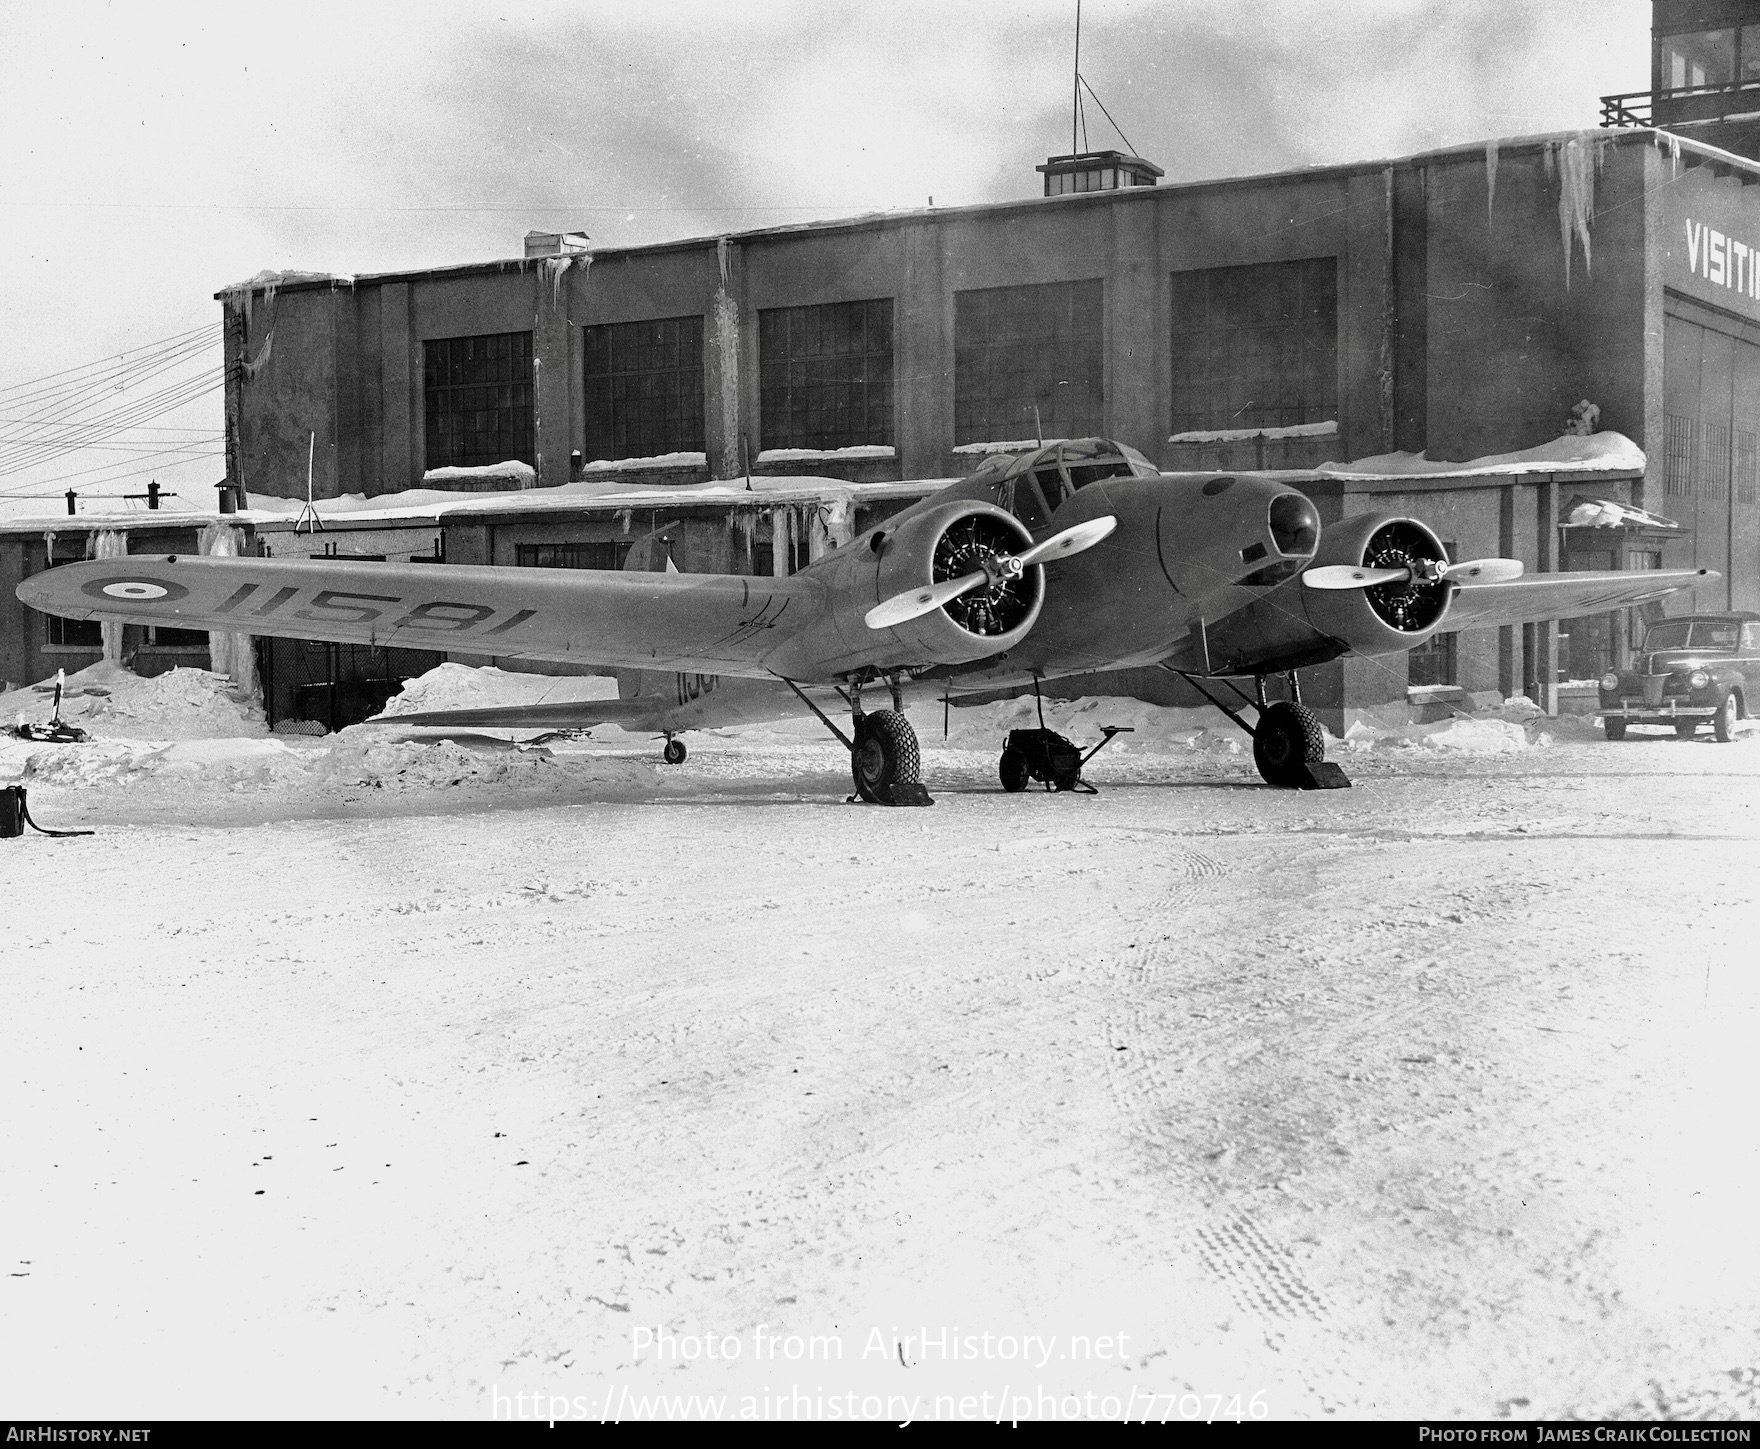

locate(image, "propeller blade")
(1442, 557), (1524, 584)
(1302, 564), (1412, 590)
(1014, 514), (1118, 568)
(863, 516), (1117, 631)
(863, 570), (987, 631)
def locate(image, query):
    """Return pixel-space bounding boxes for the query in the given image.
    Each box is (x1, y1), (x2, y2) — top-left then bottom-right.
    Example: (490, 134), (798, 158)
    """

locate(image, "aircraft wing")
(16, 555), (821, 677)
(1442, 568), (1717, 632)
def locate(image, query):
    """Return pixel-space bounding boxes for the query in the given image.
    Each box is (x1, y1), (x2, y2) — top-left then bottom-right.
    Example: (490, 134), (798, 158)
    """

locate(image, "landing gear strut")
(1165, 667), (1350, 790)
(780, 674), (933, 807)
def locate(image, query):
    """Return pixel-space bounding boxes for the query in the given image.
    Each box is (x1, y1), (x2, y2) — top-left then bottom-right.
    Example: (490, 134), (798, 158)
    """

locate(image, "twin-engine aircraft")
(19, 438), (1713, 805)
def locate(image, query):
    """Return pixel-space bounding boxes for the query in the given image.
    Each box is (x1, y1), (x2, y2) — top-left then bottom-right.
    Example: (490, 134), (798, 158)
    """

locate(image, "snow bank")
(377, 662), (619, 717)
(0, 664), (266, 741)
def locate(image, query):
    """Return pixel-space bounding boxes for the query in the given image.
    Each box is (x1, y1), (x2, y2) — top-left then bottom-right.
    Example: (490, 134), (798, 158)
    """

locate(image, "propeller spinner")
(865, 515), (1117, 632)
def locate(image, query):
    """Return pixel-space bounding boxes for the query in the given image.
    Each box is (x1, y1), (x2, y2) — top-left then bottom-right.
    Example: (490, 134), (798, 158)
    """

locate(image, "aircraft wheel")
(1675, 720), (1699, 740)
(851, 710), (922, 805)
(1714, 692), (1739, 743)
(662, 738), (687, 765)
(999, 747), (1029, 793)
(1603, 718), (1628, 741)
(1253, 701), (1325, 788)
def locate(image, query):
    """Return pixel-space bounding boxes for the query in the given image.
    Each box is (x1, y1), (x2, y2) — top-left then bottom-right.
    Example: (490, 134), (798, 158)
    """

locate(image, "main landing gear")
(1166, 668), (1351, 790)
(782, 674), (933, 807)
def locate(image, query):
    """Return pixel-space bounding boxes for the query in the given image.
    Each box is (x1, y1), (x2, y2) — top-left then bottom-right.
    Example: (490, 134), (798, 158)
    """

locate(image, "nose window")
(1269, 494), (1319, 556)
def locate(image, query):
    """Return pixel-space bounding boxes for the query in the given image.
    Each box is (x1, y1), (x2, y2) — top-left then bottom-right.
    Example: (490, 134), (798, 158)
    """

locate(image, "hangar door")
(1663, 296), (1760, 611)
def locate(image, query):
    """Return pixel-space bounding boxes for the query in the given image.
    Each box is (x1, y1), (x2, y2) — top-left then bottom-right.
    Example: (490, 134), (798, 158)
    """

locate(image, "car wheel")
(1714, 692), (1739, 743)
(999, 748), (1029, 792)
(1603, 718), (1627, 741)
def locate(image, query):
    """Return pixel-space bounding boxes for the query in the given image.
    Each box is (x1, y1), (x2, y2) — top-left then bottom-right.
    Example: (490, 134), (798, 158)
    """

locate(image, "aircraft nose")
(1270, 493), (1320, 557)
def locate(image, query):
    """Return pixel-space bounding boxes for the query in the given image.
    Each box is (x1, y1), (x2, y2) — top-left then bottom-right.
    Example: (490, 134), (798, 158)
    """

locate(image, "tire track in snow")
(1100, 839), (1360, 1413)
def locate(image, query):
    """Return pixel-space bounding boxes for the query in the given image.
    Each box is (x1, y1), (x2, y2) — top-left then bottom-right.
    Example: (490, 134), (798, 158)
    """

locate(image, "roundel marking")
(80, 576), (190, 603)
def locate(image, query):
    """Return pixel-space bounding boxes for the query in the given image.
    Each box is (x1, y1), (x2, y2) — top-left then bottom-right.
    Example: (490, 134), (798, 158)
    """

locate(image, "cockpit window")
(1006, 476), (1053, 530)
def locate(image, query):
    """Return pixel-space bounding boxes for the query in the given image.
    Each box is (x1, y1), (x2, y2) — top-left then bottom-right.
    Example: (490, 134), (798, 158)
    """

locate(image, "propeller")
(864, 515), (1117, 631)
(1302, 556), (1524, 591)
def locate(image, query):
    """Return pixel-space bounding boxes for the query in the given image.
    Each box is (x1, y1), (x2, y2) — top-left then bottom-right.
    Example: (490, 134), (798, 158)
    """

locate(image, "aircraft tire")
(999, 748), (1029, 792)
(662, 738), (687, 765)
(1602, 718), (1627, 741)
(851, 710), (921, 804)
(1253, 701), (1325, 788)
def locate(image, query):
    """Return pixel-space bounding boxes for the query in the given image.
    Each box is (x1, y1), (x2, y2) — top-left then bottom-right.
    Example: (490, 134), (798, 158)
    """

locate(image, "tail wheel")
(999, 747), (1029, 792)
(1714, 692), (1739, 743)
(1603, 718), (1628, 741)
(662, 738), (687, 765)
(851, 710), (922, 804)
(1253, 701), (1326, 788)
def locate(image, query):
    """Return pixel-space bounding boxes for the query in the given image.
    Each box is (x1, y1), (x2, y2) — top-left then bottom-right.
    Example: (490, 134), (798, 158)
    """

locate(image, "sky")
(0, 0), (1653, 506)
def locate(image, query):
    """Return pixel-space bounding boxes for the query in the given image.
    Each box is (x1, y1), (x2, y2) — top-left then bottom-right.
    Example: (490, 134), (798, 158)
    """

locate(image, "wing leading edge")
(1441, 567), (1719, 632)
(17, 555), (821, 677)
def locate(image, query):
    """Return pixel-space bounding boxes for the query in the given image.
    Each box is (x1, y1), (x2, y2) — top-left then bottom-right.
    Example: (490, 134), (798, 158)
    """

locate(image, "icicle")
(93, 529), (128, 664)
(730, 508), (758, 569)
(198, 523), (262, 695)
(43, 530), (56, 564)
(1543, 142), (1557, 181)
(1484, 139), (1499, 230)
(1556, 134), (1599, 290)
(241, 330), (274, 379)
(539, 256), (575, 312)
(614, 509), (633, 537)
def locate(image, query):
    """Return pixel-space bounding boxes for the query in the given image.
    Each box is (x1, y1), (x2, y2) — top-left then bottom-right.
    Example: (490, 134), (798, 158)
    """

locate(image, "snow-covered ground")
(4, 664), (1760, 1421)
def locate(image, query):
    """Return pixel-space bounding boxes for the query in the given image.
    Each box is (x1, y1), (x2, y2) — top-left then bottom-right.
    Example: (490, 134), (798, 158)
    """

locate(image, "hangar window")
(1739, 430), (1758, 505)
(953, 279), (1104, 444)
(1169, 258), (1337, 434)
(584, 315), (705, 462)
(1702, 421), (1732, 500)
(515, 541), (632, 570)
(758, 298), (894, 451)
(30, 556), (102, 650)
(423, 331), (536, 472)
(1665, 413), (1696, 496)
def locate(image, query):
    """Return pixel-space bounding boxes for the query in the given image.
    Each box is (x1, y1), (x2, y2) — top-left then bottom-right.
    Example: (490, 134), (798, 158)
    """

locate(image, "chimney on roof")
(523, 229), (592, 258)
(1036, 149), (1163, 197)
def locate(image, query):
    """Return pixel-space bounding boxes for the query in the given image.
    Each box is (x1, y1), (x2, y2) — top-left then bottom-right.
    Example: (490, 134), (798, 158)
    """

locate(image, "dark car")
(1597, 612), (1760, 741)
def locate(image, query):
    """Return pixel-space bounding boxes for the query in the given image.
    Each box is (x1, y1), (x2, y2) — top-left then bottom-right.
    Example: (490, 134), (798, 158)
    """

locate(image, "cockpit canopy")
(958, 437), (1161, 531)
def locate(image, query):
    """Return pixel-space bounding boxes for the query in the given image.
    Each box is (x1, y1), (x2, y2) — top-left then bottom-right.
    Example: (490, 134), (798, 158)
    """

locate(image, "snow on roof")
(421, 460), (537, 487)
(1315, 431), (1645, 481)
(242, 473), (951, 529)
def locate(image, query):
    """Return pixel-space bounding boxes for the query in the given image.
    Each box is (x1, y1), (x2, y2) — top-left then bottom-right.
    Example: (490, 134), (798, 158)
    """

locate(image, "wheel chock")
(882, 781), (935, 807)
(1293, 762), (1351, 790)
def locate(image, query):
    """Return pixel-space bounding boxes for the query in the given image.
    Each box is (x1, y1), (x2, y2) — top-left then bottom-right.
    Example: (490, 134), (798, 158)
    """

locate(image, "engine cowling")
(1197, 513), (1453, 673)
(764, 500), (1044, 679)
(1298, 515), (1453, 655)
